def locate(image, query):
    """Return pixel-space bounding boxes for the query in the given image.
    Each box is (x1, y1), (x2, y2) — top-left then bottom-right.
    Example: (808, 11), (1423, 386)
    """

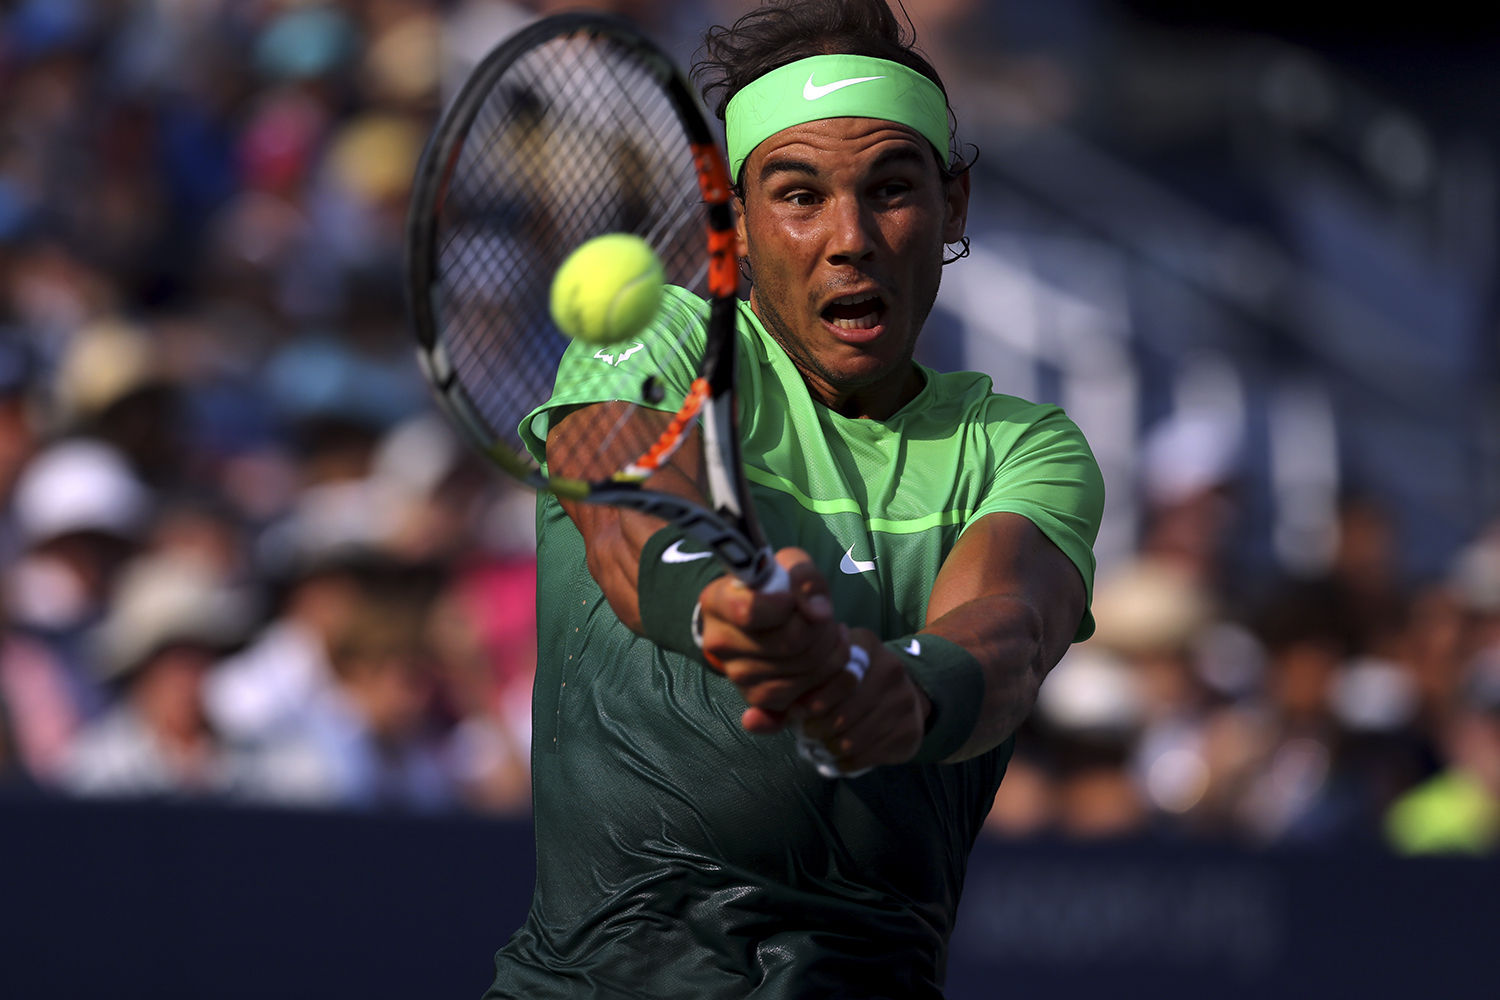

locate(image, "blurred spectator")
(1251, 494), (1412, 669)
(0, 331), (43, 564)
(1086, 556), (1246, 838)
(1, 234), (120, 363)
(363, 413), (538, 812)
(57, 552), (254, 798)
(981, 745), (1054, 839)
(427, 553), (535, 815)
(1227, 581), (1418, 846)
(1385, 655), (1500, 854)
(1138, 409), (1244, 601)
(204, 352), (425, 745)
(242, 572), (456, 812)
(1321, 494), (1411, 660)
(4, 437), (153, 720)
(148, 490), (255, 588)
(1381, 531), (1500, 854)
(438, 0), (537, 100)
(0, 594), (77, 787)
(1013, 646), (1152, 840)
(1449, 527), (1500, 669)
(0, 336), (72, 787)
(205, 542), (386, 748)
(52, 315), (190, 489)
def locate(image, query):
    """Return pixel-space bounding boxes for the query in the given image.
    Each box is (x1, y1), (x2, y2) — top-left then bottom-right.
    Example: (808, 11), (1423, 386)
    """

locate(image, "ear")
(942, 167), (970, 245)
(733, 193), (749, 258)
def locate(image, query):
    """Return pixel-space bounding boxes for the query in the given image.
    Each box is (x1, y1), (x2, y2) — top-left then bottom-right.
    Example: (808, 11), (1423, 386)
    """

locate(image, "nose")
(825, 196), (877, 265)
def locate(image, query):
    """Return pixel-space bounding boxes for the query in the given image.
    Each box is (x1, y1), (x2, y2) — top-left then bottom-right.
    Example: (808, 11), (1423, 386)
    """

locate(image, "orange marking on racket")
(618, 376), (710, 480)
(692, 143), (732, 204)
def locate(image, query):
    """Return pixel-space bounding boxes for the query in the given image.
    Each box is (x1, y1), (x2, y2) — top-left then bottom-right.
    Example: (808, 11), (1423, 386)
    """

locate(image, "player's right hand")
(698, 547), (851, 728)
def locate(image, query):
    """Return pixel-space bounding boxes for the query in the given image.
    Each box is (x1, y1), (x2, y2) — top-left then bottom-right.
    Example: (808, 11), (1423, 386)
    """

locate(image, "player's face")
(736, 117), (968, 419)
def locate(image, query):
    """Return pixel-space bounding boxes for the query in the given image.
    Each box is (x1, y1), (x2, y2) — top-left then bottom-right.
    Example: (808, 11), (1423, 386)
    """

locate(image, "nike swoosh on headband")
(662, 540), (714, 563)
(839, 545), (876, 575)
(725, 55), (950, 180)
(802, 73), (885, 101)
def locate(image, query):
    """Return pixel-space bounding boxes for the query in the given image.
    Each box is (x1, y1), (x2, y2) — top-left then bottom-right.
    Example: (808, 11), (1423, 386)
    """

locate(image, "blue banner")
(3, 798), (1495, 999)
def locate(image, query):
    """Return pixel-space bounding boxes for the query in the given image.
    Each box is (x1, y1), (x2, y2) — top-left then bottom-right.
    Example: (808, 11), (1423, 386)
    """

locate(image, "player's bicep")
(963, 404), (1104, 641)
(925, 512), (1087, 661)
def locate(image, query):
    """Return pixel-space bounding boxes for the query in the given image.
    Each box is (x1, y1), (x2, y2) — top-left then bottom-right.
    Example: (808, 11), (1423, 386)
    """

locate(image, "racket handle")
(759, 558), (790, 595)
(793, 645), (871, 779)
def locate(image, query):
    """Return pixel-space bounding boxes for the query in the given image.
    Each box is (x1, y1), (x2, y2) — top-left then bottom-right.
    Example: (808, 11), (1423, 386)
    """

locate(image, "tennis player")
(487, 1), (1104, 996)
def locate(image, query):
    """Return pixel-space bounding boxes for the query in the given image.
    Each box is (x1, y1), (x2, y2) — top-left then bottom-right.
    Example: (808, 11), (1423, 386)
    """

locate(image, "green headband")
(724, 54), (950, 181)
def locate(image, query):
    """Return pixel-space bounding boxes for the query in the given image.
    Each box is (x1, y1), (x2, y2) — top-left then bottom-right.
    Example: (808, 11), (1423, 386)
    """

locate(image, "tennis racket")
(404, 13), (865, 778)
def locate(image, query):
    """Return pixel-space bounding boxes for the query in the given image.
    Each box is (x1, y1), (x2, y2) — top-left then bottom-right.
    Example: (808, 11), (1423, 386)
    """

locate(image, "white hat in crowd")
(94, 554), (255, 681)
(12, 437), (151, 547)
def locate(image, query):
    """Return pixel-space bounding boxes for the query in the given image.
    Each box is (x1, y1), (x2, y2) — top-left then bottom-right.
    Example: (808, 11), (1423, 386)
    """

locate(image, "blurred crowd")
(0, 0), (564, 816)
(994, 454), (1500, 854)
(0, 0), (1496, 854)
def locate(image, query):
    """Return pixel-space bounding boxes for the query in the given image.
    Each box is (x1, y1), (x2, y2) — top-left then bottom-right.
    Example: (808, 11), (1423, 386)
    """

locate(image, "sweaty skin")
(735, 117), (969, 420)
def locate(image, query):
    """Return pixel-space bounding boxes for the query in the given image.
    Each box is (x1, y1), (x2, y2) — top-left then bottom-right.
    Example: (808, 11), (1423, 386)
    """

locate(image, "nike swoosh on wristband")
(905, 638), (921, 657)
(803, 73), (886, 101)
(662, 540), (713, 563)
(839, 545), (876, 575)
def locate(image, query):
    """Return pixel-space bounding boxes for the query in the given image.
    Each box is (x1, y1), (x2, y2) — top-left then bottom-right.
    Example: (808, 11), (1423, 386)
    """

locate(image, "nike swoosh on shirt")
(839, 545), (876, 575)
(803, 73), (886, 101)
(905, 638), (922, 657)
(662, 540), (713, 564)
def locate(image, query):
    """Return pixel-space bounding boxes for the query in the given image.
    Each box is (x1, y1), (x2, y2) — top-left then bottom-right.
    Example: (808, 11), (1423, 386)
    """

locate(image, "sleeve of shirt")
(966, 403), (1106, 642)
(519, 285), (709, 466)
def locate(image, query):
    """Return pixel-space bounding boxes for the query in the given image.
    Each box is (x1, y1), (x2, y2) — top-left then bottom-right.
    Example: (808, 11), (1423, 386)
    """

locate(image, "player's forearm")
(920, 592), (1064, 762)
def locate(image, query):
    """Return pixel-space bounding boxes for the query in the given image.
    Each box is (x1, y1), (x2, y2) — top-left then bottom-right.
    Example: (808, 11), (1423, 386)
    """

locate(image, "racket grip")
(759, 558), (790, 595)
(793, 645), (871, 779)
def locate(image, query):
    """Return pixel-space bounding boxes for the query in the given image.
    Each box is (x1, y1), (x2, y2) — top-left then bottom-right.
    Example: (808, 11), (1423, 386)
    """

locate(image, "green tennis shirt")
(488, 288), (1104, 999)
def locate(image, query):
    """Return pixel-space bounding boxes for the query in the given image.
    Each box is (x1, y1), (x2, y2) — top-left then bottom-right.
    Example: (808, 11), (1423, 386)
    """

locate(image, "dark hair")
(692, 0), (971, 177)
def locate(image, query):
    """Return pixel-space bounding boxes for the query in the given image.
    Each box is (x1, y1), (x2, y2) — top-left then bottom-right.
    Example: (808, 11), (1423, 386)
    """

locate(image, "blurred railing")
(937, 37), (1498, 587)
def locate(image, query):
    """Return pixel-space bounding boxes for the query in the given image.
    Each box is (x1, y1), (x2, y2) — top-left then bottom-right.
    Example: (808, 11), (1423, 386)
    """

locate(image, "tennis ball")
(549, 233), (665, 345)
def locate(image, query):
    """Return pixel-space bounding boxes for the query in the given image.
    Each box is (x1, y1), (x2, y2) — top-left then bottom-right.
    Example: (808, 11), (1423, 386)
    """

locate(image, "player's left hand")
(786, 630), (932, 772)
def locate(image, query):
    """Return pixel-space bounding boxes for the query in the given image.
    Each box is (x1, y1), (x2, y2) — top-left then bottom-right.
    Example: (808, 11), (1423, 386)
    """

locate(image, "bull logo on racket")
(593, 342), (645, 366)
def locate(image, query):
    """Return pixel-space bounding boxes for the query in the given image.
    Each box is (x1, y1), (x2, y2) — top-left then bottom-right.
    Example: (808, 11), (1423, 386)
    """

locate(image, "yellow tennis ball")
(549, 233), (665, 345)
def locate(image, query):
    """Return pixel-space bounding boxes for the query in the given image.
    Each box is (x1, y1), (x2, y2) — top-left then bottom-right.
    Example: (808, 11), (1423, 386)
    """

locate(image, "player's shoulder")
(910, 368), (1093, 466)
(915, 366), (1070, 426)
(648, 284), (710, 340)
(660, 282), (709, 316)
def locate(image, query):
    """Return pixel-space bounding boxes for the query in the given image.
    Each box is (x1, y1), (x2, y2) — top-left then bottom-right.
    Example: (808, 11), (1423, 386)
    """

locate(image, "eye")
(784, 190), (820, 208)
(873, 179), (914, 201)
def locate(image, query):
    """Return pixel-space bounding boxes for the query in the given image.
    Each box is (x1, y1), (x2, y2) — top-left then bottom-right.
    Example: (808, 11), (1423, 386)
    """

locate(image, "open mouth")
(821, 292), (886, 331)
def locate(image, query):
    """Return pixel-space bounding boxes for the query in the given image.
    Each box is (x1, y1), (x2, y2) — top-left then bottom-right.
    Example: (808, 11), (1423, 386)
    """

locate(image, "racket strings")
(430, 28), (711, 485)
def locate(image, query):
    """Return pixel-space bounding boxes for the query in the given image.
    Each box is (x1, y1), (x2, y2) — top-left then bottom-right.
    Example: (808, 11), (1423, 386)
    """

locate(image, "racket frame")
(405, 12), (779, 592)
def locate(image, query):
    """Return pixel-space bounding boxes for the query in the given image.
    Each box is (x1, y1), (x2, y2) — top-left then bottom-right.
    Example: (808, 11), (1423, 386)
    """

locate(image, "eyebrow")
(755, 144), (932, 187)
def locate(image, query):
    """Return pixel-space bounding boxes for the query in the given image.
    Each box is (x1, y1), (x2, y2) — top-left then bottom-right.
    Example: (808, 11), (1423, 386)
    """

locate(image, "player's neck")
(804, 364), (924, 421)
